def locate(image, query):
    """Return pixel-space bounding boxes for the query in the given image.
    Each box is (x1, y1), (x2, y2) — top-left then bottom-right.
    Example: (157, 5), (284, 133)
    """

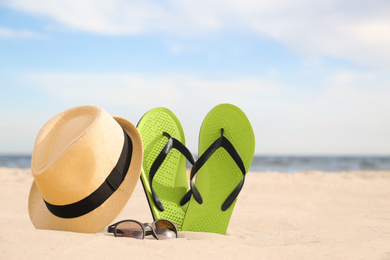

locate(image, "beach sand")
(1, 167), (390, 259)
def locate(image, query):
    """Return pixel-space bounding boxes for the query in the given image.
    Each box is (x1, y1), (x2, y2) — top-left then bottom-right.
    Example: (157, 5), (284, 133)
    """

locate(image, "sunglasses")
(108, 219), (178, 240)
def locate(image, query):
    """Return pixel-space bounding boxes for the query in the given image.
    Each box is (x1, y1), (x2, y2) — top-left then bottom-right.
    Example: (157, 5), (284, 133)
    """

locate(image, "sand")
(1, 167), (390, 259)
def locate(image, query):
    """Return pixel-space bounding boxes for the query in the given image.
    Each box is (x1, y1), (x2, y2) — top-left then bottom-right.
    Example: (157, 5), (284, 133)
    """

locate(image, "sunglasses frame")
(107, 219), (178, 240)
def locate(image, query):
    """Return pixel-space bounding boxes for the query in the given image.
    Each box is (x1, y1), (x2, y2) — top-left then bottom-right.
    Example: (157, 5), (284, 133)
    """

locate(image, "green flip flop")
(137, 107), (195, 231)
(181, 104), (255, 234)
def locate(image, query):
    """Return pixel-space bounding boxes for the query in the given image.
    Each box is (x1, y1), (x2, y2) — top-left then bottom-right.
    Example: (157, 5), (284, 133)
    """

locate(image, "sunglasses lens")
(115, 221), (144, 239)
(153, 220), (177, 240)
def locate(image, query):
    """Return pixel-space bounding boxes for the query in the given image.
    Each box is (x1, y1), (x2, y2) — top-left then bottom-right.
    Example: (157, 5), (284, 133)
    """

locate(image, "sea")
(1, 154), (390, 173)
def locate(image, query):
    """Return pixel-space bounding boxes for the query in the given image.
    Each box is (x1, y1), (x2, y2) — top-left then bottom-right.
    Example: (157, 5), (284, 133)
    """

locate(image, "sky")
(0, 0), (389, 155)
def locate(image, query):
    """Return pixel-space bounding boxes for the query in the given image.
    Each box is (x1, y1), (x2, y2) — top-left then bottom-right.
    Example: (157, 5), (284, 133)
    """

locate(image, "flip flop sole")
(137, 108), (189, 230)
(182, 104), (255, 234)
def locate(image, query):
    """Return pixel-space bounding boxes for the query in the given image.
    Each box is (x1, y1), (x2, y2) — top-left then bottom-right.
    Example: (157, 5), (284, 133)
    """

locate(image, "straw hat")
(28, 105), (143, 233)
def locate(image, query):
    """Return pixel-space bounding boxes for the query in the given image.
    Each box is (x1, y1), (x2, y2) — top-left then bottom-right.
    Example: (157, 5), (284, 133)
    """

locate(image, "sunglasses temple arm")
(107, 225), (116, 233)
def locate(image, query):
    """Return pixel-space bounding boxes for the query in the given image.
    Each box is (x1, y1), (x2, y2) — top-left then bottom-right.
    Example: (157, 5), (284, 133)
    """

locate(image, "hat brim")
(28, 117), (143, 233)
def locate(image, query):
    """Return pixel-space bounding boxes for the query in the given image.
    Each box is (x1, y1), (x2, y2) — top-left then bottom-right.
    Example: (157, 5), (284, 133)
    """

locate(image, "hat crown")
(31, 105), (124, 205)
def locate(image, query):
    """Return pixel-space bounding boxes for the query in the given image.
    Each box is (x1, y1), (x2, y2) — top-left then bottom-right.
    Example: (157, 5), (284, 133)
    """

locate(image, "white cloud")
(14, 70), (390, 154)
(23, 72), (184, 108)
(2, 0), (390, 67)
(21, 71), (280, 112)
(0, 27), (43, 38)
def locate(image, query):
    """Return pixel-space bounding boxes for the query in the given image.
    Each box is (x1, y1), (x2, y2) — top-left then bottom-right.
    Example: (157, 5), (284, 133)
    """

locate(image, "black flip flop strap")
(180, 129), (246, 211)
(149, 132), (196, 211)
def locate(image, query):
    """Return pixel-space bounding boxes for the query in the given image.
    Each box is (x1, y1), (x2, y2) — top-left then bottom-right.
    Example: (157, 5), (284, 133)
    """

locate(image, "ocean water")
(249, 155), (390, 173)
(1, 154), (390, 173)
(0, 155), (32, 169)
